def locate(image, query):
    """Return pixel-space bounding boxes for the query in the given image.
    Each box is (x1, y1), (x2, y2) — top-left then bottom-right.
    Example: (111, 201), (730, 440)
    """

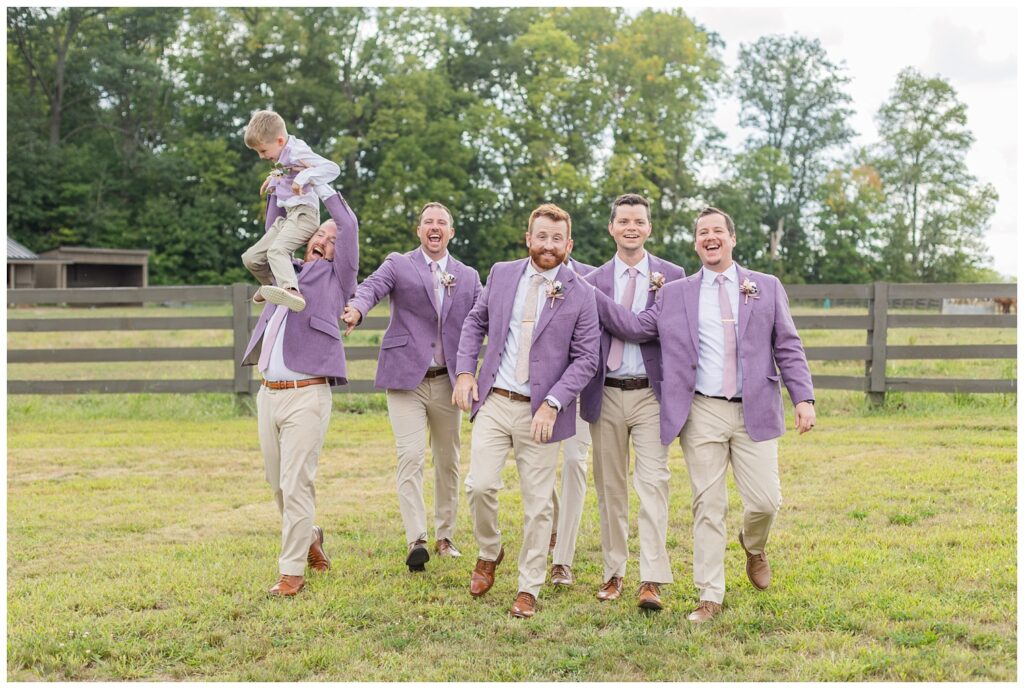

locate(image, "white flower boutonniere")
(269, 162), (290, 178)
(648, 272), (666, 292)
(740, 278), (760, 304)
(440, 271), (456, 296)
(546, 280), (565, 309)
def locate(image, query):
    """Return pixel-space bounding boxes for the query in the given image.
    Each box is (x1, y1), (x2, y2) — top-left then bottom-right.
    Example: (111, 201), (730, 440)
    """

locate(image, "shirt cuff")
(544, 395), (562, 412)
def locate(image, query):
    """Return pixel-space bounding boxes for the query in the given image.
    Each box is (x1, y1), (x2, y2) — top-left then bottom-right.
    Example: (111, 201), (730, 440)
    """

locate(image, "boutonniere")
(740, 278), (760, 304)
(648, 272), (666, 292)
(546, 280), (565, 309)
(440, 271), (456, 296)
(269, 162), (290, 178)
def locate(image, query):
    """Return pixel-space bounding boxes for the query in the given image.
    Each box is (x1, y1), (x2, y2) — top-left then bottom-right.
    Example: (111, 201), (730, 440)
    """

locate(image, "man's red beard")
(530, 245), (566, 270)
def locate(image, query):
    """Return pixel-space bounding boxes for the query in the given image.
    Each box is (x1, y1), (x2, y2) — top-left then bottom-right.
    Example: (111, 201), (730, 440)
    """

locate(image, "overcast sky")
(681, 4), (1018, 278)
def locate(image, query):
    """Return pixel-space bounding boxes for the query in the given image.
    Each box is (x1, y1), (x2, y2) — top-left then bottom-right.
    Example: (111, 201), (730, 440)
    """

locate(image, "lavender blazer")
(595, 264), (814, 444)
(456, 258), (600, 443)
(241, 193), (359, 382)
(348, 250), (482, 390)
(579, 254), (686, 423)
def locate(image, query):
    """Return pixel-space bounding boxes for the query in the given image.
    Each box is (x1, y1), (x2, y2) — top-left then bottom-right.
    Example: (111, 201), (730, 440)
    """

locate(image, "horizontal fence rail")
(7, 282), (1017, 401)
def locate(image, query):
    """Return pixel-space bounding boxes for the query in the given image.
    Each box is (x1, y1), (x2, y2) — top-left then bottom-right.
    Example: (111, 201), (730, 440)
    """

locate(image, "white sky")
(683, 4), (1019, 278)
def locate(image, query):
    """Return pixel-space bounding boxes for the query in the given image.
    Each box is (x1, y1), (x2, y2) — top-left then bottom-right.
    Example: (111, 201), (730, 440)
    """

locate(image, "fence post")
(867, 281), (889, 407)
(231, 283), (254, 409)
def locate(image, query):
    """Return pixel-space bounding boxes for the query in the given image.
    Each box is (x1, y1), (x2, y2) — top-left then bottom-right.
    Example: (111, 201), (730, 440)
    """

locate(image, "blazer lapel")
(440, 257), (460, 325)
(736, 264), (753, 341)
(410, 250), (439, 312)
(495, 259), (528, 343)
(684, 269), (702, 353)
(533, 264), (573, 341)
(645, 256), (662, 308)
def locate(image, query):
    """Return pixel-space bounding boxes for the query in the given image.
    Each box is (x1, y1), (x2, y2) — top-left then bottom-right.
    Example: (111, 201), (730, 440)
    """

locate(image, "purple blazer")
(595, 264), (814, 444)
(579, 254), (685, 424)
(456, 258), (600, 443)
(348, 250), (482, 390)
(241, 193), (359, 382)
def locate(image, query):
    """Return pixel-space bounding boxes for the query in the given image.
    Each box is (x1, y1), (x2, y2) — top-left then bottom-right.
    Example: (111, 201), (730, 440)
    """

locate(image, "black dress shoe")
(406, 539), (429, 572)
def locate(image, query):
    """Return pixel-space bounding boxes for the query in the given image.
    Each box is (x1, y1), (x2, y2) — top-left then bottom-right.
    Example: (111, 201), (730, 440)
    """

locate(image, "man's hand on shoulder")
(340, 305), (362, 336)
(452, 373), (479, 412)
(794, 401), (816, 435)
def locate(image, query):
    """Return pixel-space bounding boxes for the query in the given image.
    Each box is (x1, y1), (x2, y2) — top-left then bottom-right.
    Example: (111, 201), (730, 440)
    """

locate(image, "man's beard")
(530, 245), (566, 270)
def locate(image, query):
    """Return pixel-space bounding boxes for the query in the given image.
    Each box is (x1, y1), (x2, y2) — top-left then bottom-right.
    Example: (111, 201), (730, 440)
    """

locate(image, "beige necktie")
(515, 274), (547, 384)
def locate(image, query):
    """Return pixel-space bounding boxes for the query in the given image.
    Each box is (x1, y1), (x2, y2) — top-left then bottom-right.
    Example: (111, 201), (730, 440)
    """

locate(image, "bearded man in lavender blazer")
(453, 203), (600, 619)
(593, 206), (816, 623)
(241, 190), (359, 597)
(577, 193), (685, 611)
(341, 202), (482, 573)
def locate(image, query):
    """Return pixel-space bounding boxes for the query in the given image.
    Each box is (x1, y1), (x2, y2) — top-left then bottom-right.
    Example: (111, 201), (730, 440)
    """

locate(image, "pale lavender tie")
(515, 274), (547, 384)
(716, 274), (738, 399)
(606, 267), (639, 371)
(258, 305), (287, 372)
(429, 262), (444, 366)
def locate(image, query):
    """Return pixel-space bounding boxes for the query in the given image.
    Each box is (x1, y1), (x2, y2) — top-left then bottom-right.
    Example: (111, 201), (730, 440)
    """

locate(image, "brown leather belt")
(423, 367), (449, 379)
(262, 377), (329, 390)
(604, 377), (650, 390)
(696, 391), (742, 403)
(491, 387), (531, 403)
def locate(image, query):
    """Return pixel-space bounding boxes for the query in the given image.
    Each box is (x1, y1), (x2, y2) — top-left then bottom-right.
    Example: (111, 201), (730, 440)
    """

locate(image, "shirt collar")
(613, 251), (649, 279)
(527, 260), (561, 283)
(420, 248), (449, 272)
(701, 263), (738, 286)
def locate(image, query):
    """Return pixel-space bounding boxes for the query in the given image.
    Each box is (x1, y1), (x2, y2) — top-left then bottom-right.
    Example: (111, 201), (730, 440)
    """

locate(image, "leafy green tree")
(810, 159), (885, 283)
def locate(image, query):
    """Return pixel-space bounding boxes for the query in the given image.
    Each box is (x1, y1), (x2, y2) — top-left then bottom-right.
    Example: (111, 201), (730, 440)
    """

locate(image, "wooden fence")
(7, 282), (1017, 402)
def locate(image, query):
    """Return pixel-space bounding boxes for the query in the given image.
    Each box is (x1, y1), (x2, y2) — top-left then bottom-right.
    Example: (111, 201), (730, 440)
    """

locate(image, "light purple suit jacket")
(348, 250), (482, 390)
(241, 193), (359, 382)
(456, 258), (600, 443)
(595, 264), (814, 444)
(579, 253), (685, 423)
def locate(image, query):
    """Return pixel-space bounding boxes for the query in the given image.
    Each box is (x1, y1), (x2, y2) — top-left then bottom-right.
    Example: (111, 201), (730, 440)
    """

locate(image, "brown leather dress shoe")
(637, 582), (663, 611)
(307, 525), (330, 573)
(687, 600), (723, 623)
(406, 538), (429, 572)
(738, 531), (771, 590)
(435, 538), (462, 558)
(550, 564), (573, 586)
(469, 546), (505, 597)
(596, 576), (623, 601)
(268, 574), (304, 597)
(510, 591), (537, 618)
(549, 531), (557, 553)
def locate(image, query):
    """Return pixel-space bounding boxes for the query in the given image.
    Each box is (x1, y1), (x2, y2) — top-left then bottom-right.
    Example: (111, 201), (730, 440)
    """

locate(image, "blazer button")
(691, 364), (697, 370)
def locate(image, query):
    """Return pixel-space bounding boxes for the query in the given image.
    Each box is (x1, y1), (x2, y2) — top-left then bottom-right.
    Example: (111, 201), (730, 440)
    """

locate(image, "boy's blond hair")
(244, 110), (287, 148)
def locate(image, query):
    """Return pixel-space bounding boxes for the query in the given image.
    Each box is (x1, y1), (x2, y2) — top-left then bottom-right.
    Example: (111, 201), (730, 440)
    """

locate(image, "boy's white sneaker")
(260, 285), (306, 312)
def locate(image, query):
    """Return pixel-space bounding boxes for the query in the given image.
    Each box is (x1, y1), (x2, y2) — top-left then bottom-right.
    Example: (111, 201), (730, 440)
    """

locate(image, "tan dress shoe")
(307, 525), (330, 573)
(637, 582), (663, 611)
(406, 538), (429, 572)
(510, 591), (537, 618)
(469, 546), (505, 597)
(435, 538), (462, 558)
(596, 576), (623, 601)
(738, 531), (771, 590)
(268, 574), (304, 597)
(550, 564), (573, 586)
(687, 600), (723, 623)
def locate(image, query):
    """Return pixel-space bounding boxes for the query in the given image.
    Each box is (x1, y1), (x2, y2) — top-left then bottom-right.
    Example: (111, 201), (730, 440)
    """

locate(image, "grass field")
(6, 387), (1016, 681)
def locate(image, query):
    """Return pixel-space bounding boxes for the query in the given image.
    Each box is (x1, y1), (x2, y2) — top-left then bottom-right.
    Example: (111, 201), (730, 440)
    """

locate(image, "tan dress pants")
(257, 383), (333, 576)
(465, 393), (560, 598)
(590, 386), (673, 584)
(386, 375), (462, 545)
(550, 404), (592, 567)
(680, 394), (781, 604)
(242, 203), (320, 292)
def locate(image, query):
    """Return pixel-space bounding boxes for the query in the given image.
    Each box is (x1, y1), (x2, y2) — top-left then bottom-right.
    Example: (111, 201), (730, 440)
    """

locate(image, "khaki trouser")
(590, 386), (673, 584)
(465, 393), (560, 598)
(386, 375), (462, 545)
(257, 383), (333, 576)
(242, 203), (320, 292)
(550, 405), (591, 567)
(680, 394), (781, 604)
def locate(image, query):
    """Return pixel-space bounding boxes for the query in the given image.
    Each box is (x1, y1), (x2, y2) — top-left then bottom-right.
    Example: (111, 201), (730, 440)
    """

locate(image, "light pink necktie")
(606, 267), (639, 371)
(258, 305), (287, 372)
(716, 274), (738, 399)
(515, 274), (547, 384)
(429, 261), (444, 366)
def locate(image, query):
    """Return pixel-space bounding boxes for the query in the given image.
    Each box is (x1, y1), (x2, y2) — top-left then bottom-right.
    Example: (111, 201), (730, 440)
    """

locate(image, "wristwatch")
(545, 399), (559, 410)
(801, 399), (815, 406)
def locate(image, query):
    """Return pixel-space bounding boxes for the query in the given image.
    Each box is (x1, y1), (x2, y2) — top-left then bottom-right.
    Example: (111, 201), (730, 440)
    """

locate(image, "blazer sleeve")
(770, 278), (815, 405)
(348, 254), (401, 320)
(593, 285), (660, 342)
(324, 193), (359, 303)
(547, 286), (600, 407)
(456, 273), (491, 376)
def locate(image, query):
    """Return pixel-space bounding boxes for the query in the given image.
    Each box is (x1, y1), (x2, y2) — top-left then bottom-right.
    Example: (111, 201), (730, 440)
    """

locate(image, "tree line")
(6, 7), (999, 284)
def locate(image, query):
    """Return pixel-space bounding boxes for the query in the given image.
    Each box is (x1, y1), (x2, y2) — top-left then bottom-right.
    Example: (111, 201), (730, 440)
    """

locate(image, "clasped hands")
(340, 305), (361, 336)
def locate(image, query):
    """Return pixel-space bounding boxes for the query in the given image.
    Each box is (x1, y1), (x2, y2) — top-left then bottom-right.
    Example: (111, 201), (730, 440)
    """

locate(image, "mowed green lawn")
(6, 387), (1016, 681)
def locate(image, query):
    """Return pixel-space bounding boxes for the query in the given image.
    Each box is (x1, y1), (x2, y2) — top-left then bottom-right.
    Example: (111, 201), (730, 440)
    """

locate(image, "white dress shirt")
(607, 251), (651, 379)
(421, 249), (450, 368)
(493, 261), (562, 407)
(276, 136), (341, 209)
(695, 264), (744, 398)
(262, 306), (316, 381)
